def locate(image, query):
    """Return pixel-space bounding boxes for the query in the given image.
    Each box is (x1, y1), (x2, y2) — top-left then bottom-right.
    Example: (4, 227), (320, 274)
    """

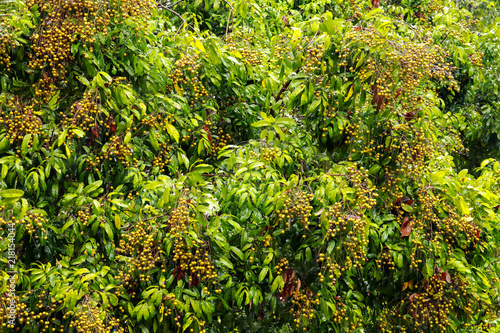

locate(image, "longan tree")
(1, 0), (500, 332)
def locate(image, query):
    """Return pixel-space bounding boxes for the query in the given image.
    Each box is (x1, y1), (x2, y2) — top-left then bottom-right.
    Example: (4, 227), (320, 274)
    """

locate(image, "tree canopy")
(1, 0), (500, 332)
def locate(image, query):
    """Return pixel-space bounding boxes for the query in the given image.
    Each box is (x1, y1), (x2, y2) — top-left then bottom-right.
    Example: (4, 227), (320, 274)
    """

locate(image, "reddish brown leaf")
(372, 0), (380, 8)
(405, 111), (415, 122)
(294, 278), (301, 299)
(189, 272), (200, 287)
(282, 15), (289, 26)
(441, 270), (451, 283)
(91, 126), (99, 140)
(409, 293), (418, 302)
(201, 125), (213, 145)
(376, 95), (385, 111)
(394, 87), (403, 99)
(173, 267), (185, 280)
(400, 217), (412, 237)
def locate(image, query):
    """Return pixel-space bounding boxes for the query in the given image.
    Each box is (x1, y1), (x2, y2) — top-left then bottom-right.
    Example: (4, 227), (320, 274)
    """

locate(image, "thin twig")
(166, 0), (184, 8)
(158, 3), (201, 37)
(222, 0), (234, 39)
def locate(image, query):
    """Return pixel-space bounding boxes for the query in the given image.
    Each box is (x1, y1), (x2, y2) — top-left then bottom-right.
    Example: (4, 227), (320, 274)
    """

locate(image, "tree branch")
(158, 2), (201, 37)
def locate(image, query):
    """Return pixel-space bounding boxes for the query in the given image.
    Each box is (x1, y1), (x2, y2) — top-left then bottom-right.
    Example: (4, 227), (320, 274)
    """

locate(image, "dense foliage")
(1, 0), (500, 332)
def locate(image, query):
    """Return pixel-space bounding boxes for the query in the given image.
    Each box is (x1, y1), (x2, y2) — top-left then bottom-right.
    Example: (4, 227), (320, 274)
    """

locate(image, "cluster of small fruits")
(317, 253), (341, 284)
(0, 96), (43, 145)
(0, 22), (16, 71)
(226, 30), (263, 66)
(167, 54), (209, 107)
(276, 190), (314, 229)
(68, 301), (124, 333)
(302, 43), (325, 74)
(116, 219), (161, 285)
(103, 135), (133, 167)
(152, 142), (173, 173)
(376, 250), (396, 272)
(212, 128), (233, 155)
(60, 91), (100, 140)
(289, 289), (319, 331)
(24, 0), (154, 100)
(24, 212), (48, 240)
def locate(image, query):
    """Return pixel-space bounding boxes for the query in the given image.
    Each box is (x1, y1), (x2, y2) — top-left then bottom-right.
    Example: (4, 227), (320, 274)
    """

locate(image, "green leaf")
(182, 315), (193, 332)
(83, 180), (103, 195)
(258, 267), (269, 282)
(344, 85), (354, 102)
(21, 133), (31, 153)
(252, 120), (272, 127)
(0, 136), (9, 152)
(275, 117), (296, 126)
(401, 203), (413, 213)
(58, 129), (68, 147)
(263, 252), (274, 265)
(219, 257), (234, 270)
(123, 132), (132, 145)
(149, 130), (159, 151)
(231, 246), (244, 260)
(456, 196), (469, 215)
(166, 123), (179, 143)
(0, 189), (24, 198)
(72, 128), (85, 138)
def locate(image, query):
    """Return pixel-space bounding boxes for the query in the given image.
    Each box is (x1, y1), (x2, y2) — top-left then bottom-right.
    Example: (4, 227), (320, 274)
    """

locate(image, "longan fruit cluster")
(25, 0), (110, 96)
(212, 128), (232, 154)
(0, 96), (44, 145)
(303, 43), (325, 73)
(10, 290), (65, 332)
(103, 135), (133, 167)
(469, 51), (483, 67)
(346, 26), (459, 111)
(289, 290), (319, 330)
(85, 153), (103, 172)
(25, 0), (154, 99)
(60, 90), (100, 140)
(270, 34), (293, 69)
(324, 209), (368, 270)
(112, 0), (155, 22)
(275, 258), (289, 276)
(317, 253), (341, 284)
(408, 275), (468, 331)
(167, 54), (208, 107)
(68, 302), (124, 333)
(152, 142), (173, 173)
(331, 301), (348, 326)
(188, 246), (217, 284)
(276, 191), (314, 229)
(261, 147), (281, 163)
(0, 24), (16, 71)
(116, 220), (161, 284)
(77, 209), (91, 227)
(376, 250), (395, 272)
(347, 165), (377, 210)
(226, 30), (262, 66)
(433, 203), (478, 246)
(414, 2), (444, 24)
(167, 199), (192, 238)
(0, 293), (21, 329)
(26, 213), (48, 238)
(173, 240), (193, 274)
(139, 113), (175, 132)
